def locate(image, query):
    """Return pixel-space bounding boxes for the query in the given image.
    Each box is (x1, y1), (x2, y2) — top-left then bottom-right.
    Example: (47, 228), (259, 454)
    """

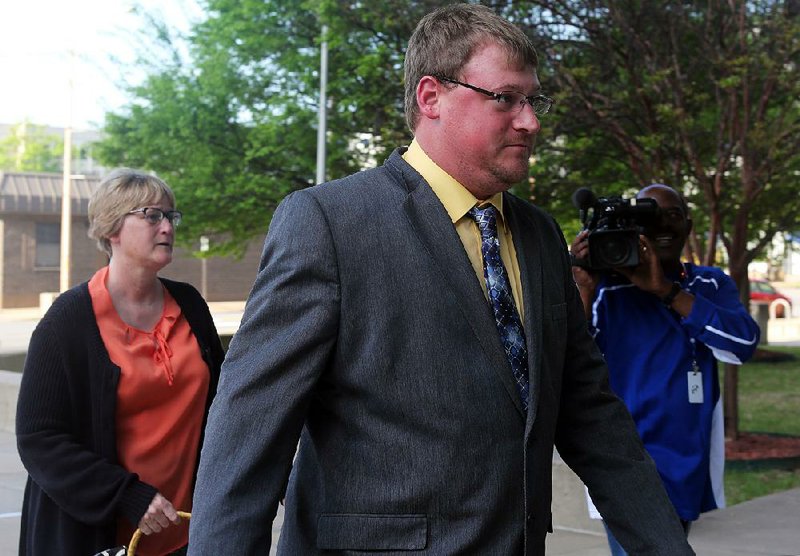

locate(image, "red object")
(750, 279), (792, 317)
(88, 267), (209, 555)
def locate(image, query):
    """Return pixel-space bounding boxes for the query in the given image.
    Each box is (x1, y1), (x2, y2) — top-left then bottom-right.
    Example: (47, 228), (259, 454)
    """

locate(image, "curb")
(0, 371), (20, 434)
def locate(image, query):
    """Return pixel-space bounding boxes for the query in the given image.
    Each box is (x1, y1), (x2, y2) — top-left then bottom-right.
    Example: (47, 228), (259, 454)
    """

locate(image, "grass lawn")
(723, 345), (800, 505)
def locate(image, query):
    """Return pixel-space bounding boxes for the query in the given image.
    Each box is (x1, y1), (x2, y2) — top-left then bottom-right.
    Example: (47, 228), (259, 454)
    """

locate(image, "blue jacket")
(590, 263), (759, 520)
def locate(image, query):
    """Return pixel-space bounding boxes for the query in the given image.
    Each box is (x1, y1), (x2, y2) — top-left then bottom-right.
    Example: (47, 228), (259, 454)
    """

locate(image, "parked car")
(750, 279), (792, 317)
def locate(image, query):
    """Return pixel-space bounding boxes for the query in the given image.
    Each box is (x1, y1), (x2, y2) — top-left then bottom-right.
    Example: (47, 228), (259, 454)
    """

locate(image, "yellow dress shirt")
(402, 139), (525, 320)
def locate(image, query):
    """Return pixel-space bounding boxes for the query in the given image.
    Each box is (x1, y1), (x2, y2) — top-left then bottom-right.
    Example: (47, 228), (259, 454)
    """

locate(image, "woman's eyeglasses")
(127, 207), (183, 227)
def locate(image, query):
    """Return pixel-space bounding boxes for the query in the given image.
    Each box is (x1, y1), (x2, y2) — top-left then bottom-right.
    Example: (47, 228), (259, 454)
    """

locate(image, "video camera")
(571, 188), (659, 270)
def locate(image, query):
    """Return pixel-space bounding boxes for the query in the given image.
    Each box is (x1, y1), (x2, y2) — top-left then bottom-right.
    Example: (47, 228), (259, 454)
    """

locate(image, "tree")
(97, 1), (799, 435)
(0, 122), (64, 172)
(513, 0), (800, 438)
(95, 0), (460, 256)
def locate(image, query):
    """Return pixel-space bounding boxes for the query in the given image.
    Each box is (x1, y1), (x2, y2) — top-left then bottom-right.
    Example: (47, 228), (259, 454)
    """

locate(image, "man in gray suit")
(189, 5), (694, 555)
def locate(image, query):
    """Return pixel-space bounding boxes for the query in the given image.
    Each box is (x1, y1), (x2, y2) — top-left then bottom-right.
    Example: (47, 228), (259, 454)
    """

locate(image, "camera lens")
(590, 232), (638, 269)
(597, 236), (632, 266)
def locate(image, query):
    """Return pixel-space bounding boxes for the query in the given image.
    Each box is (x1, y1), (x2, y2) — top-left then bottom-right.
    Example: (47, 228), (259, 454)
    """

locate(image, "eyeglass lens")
(496, 92), (552, 115)
(143, 208), (182, 227)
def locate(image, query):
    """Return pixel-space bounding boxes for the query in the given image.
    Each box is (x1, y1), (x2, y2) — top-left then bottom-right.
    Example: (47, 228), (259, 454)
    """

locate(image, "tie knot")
(468, 204), (499, 238)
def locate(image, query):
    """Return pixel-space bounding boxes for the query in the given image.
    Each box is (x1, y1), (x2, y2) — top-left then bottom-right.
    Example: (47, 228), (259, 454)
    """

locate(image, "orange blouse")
(89, 267), (210, 555)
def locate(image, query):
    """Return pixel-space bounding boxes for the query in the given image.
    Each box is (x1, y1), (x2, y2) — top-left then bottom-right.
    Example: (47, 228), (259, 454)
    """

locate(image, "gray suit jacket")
(188, 149), (693, 555)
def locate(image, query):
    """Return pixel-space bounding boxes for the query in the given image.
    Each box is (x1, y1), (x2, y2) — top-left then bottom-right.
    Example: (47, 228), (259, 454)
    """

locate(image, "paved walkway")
(3, 427), (606, 555)
(2, 304), (800, 554)
(0, 302), (245, 358)
(3, 426), (799, 554)
(0, 430), (22, 555)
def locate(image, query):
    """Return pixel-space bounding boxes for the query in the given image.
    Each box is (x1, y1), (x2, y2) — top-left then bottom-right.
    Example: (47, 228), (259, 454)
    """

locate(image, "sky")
(0, 0), (202, 131)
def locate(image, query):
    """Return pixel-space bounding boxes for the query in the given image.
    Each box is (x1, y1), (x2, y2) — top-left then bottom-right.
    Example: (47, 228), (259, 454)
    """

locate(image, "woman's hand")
(138, 492), (181, 536)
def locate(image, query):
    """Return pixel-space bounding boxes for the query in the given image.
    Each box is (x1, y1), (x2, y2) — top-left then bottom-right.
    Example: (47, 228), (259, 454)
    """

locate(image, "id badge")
(688, 371), (703, 404)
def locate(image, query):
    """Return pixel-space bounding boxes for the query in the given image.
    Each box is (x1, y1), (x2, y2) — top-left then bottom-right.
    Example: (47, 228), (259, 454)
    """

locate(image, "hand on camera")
(570, 230), (600, 293)
(571, 233), (673, 299)
(613, 235), (672, 297)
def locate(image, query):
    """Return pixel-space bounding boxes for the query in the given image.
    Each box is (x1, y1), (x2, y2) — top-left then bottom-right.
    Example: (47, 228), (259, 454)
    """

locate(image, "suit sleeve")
(188, 190), (340, 553)
(16, 319), (158, 527)
(549, 222), (694, 555)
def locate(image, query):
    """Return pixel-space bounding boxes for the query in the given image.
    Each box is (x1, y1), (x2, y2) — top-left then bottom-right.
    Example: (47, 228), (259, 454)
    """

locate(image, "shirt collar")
(403, 139), (506, 227)
(89, 265), (179, 333)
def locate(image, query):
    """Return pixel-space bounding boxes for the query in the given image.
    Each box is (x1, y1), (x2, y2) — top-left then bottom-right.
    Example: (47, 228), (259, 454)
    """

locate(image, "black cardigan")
(16, 278), (224, 555)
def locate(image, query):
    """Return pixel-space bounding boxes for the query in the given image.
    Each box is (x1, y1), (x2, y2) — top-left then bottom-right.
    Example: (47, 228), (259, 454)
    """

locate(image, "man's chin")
(492, 166), (530, 188)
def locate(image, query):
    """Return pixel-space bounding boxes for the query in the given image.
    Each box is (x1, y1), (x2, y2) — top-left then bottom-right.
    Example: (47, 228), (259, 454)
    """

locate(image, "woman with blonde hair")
(16, 168), (223, 555)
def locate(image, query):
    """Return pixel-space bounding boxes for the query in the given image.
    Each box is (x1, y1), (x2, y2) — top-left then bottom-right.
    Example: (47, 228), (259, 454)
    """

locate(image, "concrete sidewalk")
(0, 301), (246, 357)
(1, 429), (282, 555)
(0, 430), (24, 555)
(551, 454), (800, 555)
(2, 426), (799, 554)
(2, 304), (800, 554)
(2, 428), (603, 555)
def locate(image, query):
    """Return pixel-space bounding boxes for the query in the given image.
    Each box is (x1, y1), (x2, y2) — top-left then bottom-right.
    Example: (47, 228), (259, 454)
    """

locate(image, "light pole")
(200, 235), (209, 298)
(59, 51), (75, 293)
(316, 25), (328, 185)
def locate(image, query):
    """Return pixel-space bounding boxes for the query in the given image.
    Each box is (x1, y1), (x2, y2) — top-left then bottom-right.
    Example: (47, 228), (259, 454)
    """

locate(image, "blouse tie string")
(152, 328), (175, 386)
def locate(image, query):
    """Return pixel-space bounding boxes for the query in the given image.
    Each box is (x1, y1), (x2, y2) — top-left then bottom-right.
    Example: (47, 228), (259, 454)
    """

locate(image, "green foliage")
(512, 0), (800, 282)
(724, 345), (800, 505)
(95, 2), (323, 255)
(736, 346), (800, 436)
(0, 122), (64, 173)
(95, 0), (464, 255)
(97, 0), (800, 267)
(725, 467), (800, 506)
(523, 0), (800, 488)
(93, 0), (800, 501)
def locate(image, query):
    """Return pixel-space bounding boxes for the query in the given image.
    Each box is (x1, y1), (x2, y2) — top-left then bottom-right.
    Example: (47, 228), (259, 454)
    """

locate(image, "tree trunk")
(724, 244), (749, 440)
(724, 363), (739, 440)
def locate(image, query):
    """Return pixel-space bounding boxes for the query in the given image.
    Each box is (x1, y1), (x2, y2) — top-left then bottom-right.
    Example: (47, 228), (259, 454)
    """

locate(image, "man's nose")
(513, 103), (541, 134)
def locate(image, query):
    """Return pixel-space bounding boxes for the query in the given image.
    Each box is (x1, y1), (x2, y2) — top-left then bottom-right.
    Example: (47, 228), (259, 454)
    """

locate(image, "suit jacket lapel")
(504, 195), (544, 427)
(398, 167), (526, 419)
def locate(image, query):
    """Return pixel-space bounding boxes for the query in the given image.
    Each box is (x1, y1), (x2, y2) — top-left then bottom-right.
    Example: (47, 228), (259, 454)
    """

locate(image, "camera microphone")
(571, 188), (596, 210)
(572, 188), (596, 226)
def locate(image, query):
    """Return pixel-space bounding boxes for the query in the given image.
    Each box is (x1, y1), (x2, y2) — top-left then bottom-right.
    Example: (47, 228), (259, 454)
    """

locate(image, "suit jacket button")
(526, 512), (532, 522)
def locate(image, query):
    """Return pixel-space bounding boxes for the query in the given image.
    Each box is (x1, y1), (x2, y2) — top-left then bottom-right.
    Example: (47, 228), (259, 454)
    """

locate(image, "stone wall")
(0, 210), (267, 308)
(1, 214), (105, 307)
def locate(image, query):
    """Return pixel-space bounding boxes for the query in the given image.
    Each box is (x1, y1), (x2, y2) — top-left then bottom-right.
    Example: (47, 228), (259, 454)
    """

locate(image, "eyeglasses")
(128, 207), (183, 227)
(435, 75), (554, 115)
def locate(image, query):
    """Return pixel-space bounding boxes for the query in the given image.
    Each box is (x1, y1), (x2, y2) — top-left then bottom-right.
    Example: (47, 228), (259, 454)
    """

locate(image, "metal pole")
(59, 52), (74, 292)
(200, 236), (209, 299)
(315, 25), (328, 185)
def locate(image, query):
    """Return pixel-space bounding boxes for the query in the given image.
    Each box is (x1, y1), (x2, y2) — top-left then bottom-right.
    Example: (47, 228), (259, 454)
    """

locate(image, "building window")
(35, 222), (60, 268)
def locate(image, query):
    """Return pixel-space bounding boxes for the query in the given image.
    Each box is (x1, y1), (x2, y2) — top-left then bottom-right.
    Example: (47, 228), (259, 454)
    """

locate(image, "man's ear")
(416, 75), (442, 120)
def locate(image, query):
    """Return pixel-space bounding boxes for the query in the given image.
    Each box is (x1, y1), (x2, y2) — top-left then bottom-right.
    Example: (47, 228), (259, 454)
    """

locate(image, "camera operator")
(570, 183), (760, 555)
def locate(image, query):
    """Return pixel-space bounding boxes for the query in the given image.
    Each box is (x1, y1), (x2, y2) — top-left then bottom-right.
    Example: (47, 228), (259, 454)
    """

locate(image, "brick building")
(0, 172), (264, 308)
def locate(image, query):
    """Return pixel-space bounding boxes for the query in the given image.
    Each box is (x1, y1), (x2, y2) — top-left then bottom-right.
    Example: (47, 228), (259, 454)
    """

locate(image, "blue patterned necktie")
(468, 205), (530, 410)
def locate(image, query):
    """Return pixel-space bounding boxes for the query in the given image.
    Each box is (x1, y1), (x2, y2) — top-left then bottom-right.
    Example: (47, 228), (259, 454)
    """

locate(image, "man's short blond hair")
(404, 4), (538, 132)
